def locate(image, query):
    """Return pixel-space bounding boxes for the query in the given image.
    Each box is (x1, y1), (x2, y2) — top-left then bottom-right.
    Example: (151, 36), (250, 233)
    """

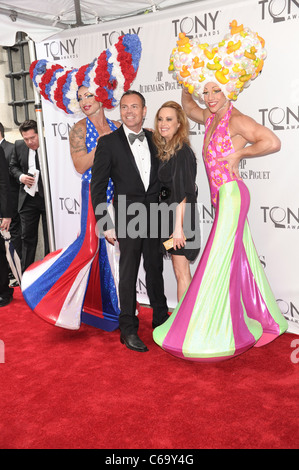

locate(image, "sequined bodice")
(203, 103), (238, 206)
(82, 117), (117, 204)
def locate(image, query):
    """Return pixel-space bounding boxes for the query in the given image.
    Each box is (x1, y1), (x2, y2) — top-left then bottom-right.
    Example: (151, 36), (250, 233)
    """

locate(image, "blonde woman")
(153, 101), (200, 301)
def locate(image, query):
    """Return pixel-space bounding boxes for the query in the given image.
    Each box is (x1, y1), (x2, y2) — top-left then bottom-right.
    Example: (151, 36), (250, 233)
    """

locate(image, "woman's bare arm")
(69, 121), (95, 174)
(219, 112), (281, 179)
(181, 88), (210, 125)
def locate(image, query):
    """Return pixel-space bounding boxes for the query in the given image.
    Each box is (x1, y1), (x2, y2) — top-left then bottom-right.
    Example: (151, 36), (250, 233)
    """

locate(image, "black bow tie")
(128, 131), (145, 145)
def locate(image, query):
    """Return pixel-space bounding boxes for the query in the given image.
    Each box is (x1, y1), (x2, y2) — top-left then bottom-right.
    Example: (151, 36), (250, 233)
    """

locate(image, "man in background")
(10, 120), (49, 272)
(0, 146), (13, 307)
(0, 123), (22, 264)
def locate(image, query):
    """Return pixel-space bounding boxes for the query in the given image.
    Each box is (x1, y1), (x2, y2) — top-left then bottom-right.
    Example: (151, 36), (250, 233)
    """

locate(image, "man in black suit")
(0, 147), (14, 307)
(91, 91), (168, 352)
(10, 120), (49, 273)
(0, 123), (22, 260)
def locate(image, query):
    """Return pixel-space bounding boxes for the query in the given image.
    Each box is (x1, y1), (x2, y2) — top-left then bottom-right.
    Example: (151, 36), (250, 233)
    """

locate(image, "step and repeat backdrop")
(35, 0), (299, 334)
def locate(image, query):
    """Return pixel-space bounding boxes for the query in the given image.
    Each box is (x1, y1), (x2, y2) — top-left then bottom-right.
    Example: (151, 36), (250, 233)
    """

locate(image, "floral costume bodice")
(203, 103), (238, 206)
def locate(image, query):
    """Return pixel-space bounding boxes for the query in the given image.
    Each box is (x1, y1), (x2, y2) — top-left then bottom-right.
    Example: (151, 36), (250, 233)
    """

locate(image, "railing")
(3, 32), (34, 126)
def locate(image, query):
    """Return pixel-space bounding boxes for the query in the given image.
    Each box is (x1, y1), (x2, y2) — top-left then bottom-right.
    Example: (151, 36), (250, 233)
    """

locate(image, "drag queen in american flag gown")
(21, 34), (142, 331)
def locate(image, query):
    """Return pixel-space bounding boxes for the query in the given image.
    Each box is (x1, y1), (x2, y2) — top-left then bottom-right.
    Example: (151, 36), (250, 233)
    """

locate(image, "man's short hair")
(19, 120), (38, 135)
(121, 90), (146, 108)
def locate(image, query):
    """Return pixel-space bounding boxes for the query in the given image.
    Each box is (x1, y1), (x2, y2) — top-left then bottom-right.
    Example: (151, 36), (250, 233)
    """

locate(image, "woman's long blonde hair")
(153, 101), (190, 162)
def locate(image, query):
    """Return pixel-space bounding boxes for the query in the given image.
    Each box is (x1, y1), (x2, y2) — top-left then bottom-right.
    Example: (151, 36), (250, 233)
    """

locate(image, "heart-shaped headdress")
(29, 34), (142, 114)
(169, 20), (266, 101)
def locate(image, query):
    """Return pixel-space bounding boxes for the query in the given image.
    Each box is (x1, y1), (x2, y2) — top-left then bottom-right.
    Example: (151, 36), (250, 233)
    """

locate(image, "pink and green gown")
(153, 103), (288, 361)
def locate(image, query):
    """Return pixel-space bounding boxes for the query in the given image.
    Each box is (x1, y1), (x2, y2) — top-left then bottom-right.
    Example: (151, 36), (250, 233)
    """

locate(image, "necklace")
(216, 100), (230, 117)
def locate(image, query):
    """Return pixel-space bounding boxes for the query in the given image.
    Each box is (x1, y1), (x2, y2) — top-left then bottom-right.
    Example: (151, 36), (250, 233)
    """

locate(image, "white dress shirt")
(123, 124), (151, 191)
(24, 148), (40, 195)
(28, 148), (38, 176)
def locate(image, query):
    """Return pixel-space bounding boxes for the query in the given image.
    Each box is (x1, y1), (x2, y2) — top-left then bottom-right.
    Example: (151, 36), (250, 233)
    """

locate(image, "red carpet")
(0, 287), (298, 450)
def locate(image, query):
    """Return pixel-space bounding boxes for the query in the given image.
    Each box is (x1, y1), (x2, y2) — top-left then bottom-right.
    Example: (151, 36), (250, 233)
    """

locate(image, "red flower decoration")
(95, 51), (110, 88)
(95, 87), (113, 109)
(76, 63), (90, 86)
(29, 60), (38, 79)
(54, 71), (72, 113)
(39, 64), (62, 100)
(115, 39), (137, 91)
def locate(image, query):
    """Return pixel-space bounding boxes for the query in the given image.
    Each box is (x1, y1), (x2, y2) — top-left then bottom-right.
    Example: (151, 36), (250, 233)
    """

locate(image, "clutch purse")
(163, 236), (186, 251)
(159, 186), (171, 202)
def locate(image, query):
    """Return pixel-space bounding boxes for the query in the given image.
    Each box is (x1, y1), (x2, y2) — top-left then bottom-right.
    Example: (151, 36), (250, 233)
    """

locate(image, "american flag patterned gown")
(21, 118), (120, 330)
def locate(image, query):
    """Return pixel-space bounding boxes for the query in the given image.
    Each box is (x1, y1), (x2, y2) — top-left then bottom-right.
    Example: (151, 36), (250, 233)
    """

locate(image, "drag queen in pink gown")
(153, 21), (288, 361)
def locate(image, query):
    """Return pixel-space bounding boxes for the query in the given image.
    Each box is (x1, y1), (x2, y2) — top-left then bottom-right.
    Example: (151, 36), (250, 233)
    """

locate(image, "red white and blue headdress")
(29, 34), (142, 114)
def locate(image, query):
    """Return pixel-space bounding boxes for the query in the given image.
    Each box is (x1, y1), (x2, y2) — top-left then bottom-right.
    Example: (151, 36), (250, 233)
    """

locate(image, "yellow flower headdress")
(169, 20), (267, 101)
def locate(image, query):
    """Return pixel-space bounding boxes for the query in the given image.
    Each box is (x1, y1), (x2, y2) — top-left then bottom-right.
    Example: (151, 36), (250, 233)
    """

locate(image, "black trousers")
(0, 235), (13, 298)
(9, 189), (22, 260)
(118, 233), (168, 336)
(19, 193), (49, 272)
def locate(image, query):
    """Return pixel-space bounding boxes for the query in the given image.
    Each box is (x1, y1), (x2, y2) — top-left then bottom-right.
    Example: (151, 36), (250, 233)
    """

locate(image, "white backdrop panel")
(35, 0), (299, 333)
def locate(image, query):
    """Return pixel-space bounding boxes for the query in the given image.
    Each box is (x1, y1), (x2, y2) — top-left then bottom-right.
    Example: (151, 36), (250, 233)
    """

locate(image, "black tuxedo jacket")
(0, 147), (12, 218)
(1, 139), (19, 197)
(9, 139), (34, 211)
(91, 125), (160, 234)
